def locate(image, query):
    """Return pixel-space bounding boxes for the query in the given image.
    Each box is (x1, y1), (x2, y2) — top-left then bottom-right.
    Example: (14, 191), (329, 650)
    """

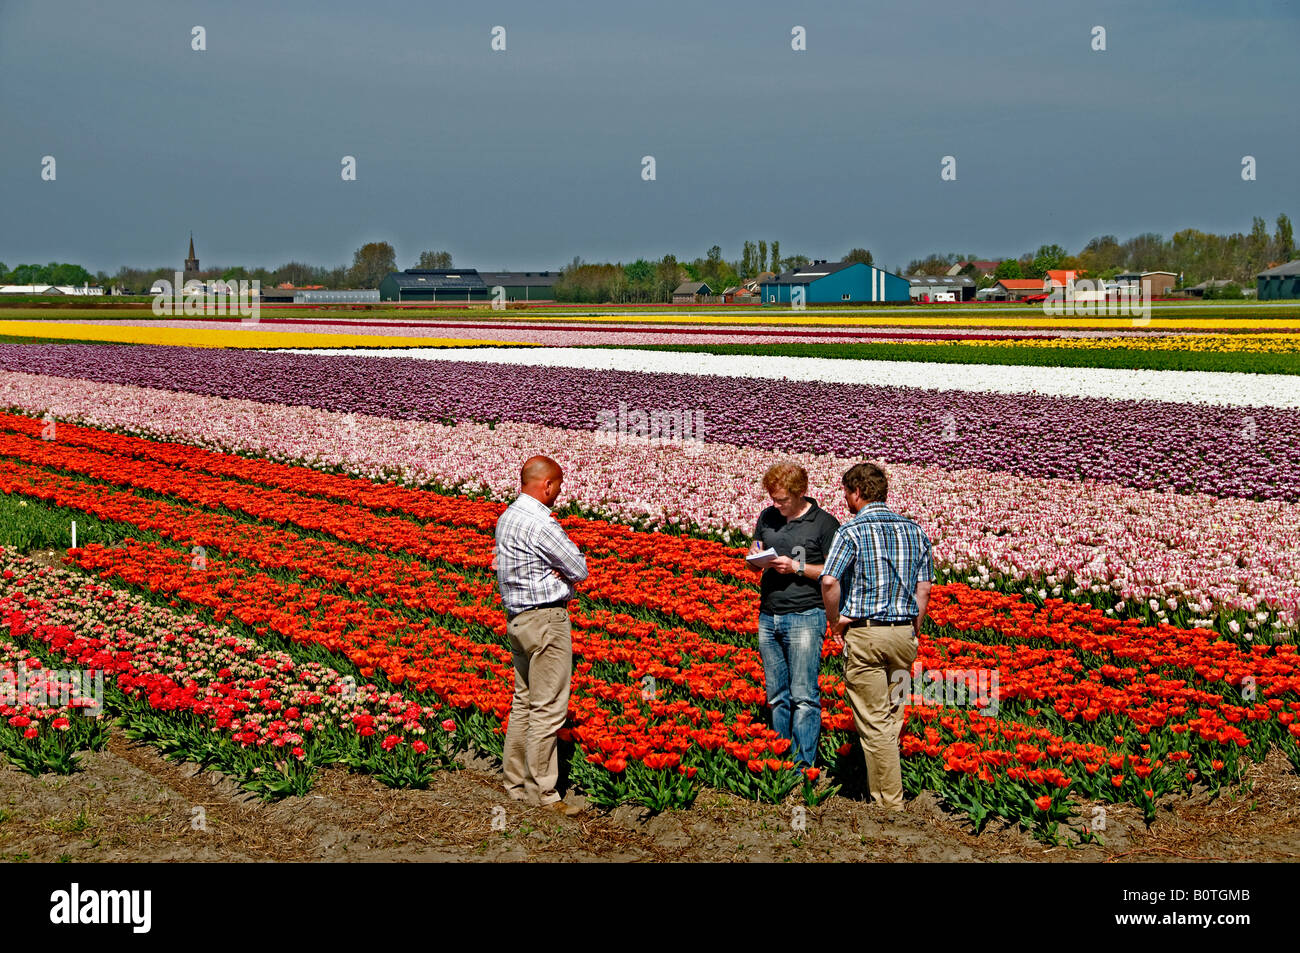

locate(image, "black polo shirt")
(753, 497), (841, 615)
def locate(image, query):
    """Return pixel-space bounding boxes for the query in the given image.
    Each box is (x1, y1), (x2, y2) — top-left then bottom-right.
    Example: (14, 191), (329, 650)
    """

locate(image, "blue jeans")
(757, 608), (825, 767)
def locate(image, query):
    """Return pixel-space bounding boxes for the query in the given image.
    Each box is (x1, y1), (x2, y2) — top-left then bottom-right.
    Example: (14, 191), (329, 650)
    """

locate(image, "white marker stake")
(71, 520), (77, 549)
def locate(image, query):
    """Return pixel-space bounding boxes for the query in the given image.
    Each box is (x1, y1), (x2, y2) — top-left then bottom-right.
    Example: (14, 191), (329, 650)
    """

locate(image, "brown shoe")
(540, 800), (585, 818)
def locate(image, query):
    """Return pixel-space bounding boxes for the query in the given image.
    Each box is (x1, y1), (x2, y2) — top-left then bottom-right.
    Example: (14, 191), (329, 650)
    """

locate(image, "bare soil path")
(2, 730), (1297, 863)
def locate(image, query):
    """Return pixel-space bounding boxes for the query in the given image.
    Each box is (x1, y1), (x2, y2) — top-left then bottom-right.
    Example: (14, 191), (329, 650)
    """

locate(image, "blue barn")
(759, 260), (910, 304)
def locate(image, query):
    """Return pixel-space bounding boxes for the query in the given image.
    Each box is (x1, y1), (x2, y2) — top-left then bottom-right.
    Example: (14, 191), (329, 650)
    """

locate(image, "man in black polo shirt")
(749, 462), (841, 768)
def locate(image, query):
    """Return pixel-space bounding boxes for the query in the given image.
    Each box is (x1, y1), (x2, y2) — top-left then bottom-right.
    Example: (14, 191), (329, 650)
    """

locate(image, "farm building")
(477, 271), (561, 302)
(1182, 279), (1240, 298)
(988, 279), (1044, 301)
(672, 281), (713, 304)
(1045, 270), (1082, 289)
(296, 289), (379, 303)
(906, 274), (976, 302)
(0, 284), (103, 295)
(1115, 271), (1178, 297)
(260, 288), (379, 304)
(759, 261), (909, 304)
(1257, 260), (1300, 300)
(949, 260), (1003, 277)
(378, 269), (490, 303)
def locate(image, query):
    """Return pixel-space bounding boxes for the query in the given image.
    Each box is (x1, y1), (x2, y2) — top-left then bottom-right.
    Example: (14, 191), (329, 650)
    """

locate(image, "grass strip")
(599, 341), (1300, 375)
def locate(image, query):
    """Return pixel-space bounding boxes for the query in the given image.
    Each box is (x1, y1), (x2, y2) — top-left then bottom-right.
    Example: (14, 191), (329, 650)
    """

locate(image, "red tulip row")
(0, 624), (107, 774)
(63, 534), (806, 803)
(0, 428), (757, 635)
(0, 411), (747, 579)
(0, 459), (774, 715)
(0, 549), (466, 795)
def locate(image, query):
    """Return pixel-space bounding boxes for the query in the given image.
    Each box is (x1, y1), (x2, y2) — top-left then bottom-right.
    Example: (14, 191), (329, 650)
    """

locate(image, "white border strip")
(271, 347), (1300, 409)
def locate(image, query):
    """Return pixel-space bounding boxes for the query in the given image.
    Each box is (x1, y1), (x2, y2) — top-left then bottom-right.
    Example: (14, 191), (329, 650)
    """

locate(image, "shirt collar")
(853, 502), (892, 519)
(513, 493), (553, 517)
(790, 497), (819, 522)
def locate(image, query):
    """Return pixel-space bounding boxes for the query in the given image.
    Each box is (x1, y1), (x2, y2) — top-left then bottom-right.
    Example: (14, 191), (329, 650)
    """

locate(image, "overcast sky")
(0, 0), (1296, 274)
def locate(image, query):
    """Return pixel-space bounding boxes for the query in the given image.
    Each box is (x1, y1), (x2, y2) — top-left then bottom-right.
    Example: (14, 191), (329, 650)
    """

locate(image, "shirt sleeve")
(918, 532), (934, 583)
(539, 519), (589, 584)
(820, 527), (854, 581)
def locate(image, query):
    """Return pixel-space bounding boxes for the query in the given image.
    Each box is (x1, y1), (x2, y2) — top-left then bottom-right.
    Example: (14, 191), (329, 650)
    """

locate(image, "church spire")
(184, 232), (200, 277)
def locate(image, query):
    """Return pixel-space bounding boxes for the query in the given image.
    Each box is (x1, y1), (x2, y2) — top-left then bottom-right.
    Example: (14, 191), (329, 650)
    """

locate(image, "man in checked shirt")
(494, 455), (589, 816)
(819, 462), (934, 811)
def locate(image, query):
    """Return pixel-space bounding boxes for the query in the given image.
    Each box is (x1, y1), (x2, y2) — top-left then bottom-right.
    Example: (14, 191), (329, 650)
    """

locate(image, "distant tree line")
(0, 261), (97, 286)
(0, 243), (452, 294)
(553, 255), (685, 303)
(906, 214), (1295, 288)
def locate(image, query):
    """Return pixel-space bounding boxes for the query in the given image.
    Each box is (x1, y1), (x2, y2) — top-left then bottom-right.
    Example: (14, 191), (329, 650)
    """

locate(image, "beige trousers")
(843, 623), (918, 810)
(503, 606), (572, 806)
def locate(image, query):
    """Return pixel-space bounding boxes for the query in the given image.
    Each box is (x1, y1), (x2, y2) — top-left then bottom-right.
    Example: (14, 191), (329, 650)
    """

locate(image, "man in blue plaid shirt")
(494, 455), (588, 816)
(820, 462), (933, 811)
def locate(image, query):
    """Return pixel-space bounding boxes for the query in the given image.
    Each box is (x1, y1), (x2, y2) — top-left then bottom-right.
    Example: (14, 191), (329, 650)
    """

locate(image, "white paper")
(746, 547), (780, 567)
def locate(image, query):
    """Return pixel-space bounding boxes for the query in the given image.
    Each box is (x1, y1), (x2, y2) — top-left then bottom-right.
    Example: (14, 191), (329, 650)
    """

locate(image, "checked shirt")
(820, 502), (934, 622)
(494, 493), (589, 615)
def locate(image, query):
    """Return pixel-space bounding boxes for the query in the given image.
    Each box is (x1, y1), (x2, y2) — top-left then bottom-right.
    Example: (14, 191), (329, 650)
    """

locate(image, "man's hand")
(821, 576), (843, 648)
(770, 555), (798, 574)
(827, 617), (849, 653)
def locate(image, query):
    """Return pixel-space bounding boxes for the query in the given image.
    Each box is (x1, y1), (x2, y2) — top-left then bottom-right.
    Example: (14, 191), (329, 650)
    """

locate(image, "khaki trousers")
(843, 623), (918, 810)
(503, 606), (572, 806)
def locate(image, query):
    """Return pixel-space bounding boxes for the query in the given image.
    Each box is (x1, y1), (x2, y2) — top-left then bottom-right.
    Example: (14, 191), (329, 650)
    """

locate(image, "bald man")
(494, 455), (589, 815)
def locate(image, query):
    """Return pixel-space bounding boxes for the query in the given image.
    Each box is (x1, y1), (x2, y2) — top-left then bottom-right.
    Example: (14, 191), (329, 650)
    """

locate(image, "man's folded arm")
(541, 523), (589, 584)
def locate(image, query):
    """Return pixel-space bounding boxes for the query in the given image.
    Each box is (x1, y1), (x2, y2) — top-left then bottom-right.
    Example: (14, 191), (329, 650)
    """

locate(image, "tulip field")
(1, 315), (1299, 845)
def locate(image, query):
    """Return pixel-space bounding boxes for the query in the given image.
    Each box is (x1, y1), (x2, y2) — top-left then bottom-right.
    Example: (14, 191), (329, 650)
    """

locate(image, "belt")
(507, 598), (569, 621)
(846, 618), (915, 627)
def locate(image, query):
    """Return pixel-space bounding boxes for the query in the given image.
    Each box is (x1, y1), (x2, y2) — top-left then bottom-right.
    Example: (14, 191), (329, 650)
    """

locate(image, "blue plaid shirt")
(494, 494), (589, 615)
(820, 503), (934, 621)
